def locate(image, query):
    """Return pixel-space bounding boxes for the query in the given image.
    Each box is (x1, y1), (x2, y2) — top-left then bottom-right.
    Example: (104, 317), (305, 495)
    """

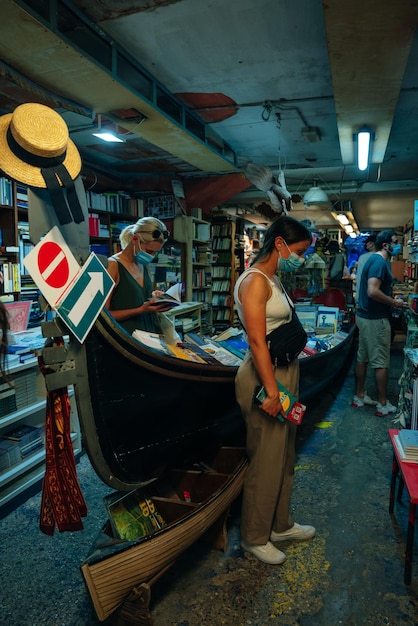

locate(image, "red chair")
(312, 288), (346, 310)
(289, 288), (309, 303)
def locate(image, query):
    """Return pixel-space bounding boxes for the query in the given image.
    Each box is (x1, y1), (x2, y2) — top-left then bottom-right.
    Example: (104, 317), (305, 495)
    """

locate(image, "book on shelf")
(0, 177), (13, 206)
(3, 424), (43, 448)
(103, 489), (166, 542)
(0, 438), (21, 470)
(20, 438), (44, 458)
(253, 380), (306, 425)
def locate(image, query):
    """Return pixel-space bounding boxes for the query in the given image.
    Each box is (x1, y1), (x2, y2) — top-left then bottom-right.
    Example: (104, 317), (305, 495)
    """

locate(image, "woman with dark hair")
(234, 216), (315, 565)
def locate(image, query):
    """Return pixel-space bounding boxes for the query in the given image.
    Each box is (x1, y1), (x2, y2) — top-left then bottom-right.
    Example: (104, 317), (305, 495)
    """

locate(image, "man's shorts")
(355, 316), (391, 368)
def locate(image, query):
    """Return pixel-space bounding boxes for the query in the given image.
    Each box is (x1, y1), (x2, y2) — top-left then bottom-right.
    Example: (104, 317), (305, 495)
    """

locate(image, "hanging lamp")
(303, 181), (329, 206)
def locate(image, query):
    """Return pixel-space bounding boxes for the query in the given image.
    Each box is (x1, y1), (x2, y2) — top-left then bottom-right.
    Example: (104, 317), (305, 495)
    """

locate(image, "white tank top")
(234, 267), (292, 334)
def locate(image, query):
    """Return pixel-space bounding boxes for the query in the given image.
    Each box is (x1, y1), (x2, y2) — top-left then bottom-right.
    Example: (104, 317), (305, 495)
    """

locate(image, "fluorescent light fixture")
(349, 232), (356, 238)
(336, 214), (349, 225)
(303, 184), (329, 206)
(93, 131), (124, 143)
(93, 113), (125, 142)
(345, 224), (354, 233)
(357, 129), (371, 171)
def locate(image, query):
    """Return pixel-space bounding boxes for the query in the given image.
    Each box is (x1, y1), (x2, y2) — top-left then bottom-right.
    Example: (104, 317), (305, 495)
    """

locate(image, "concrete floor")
(1, 334), (418, 625)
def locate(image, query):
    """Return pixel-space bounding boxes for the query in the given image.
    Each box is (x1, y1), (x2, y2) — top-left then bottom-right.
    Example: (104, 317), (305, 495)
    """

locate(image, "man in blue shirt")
(352, 230), (407, 416)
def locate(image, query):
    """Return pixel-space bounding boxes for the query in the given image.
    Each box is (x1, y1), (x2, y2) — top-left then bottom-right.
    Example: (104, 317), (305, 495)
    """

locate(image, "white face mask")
(278, 240), (305, 272)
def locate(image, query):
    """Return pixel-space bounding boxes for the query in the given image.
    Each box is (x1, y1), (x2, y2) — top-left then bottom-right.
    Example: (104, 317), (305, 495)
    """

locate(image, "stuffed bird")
(244, 163), (292, 214)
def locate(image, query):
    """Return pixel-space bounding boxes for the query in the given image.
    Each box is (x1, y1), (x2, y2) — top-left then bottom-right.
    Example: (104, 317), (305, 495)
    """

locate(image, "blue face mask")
(134, 239), (155, 265)
(278, 240), (305, 273)
(390, 243), (401, 256)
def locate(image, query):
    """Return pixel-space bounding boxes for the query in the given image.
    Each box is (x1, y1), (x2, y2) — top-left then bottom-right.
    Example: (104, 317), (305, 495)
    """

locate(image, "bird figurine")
(244, 163), (292, 214)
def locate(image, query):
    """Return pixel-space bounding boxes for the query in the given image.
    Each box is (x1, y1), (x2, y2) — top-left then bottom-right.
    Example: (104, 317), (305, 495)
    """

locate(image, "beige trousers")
(235, 352), (299, 545)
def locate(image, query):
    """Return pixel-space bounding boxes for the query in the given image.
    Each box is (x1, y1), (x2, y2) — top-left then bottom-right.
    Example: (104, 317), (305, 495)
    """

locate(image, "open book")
(149, 282), (182, 307)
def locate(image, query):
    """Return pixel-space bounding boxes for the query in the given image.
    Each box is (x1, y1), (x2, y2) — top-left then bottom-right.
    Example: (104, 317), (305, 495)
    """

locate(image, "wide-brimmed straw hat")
(0, 102), (81, 187)
(0, 103), (84, 225)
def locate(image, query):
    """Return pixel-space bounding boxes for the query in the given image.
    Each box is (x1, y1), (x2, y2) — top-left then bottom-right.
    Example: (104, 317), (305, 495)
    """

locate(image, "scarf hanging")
(39, 341), (87, 535)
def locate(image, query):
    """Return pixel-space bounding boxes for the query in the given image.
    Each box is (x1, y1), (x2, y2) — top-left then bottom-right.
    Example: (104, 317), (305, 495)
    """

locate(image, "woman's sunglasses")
(140, 229), (170, 240)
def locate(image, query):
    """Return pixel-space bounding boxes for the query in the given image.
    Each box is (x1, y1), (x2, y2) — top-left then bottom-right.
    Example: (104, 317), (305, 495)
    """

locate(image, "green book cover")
(104, 490), (166, 541)
(254, 380), (306, 425)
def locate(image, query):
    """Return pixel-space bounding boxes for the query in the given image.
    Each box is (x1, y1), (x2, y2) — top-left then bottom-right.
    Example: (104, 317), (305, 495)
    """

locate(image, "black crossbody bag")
(266, 290), (307, 367)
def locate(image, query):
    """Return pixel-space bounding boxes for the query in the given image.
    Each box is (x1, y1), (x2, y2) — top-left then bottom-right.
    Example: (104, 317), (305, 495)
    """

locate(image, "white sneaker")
(352, 392), (377, 408)
(241, 540), (286, 564)
(270, 522), (316, 543)
(375, 401), (397, 416)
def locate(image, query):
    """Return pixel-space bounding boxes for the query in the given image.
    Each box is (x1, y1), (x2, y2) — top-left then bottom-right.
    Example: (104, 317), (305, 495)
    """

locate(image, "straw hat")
(0, 102), (81, 187)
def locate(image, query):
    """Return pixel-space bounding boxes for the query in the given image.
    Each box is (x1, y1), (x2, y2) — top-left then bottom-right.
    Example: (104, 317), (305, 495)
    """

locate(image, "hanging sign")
(23, 226), (81, 307)
(55, 253), (114, 343)
(24, 227), (115, 343)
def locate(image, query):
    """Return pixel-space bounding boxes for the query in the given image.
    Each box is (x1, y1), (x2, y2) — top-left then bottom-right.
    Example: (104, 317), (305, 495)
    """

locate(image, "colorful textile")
(39, 344), (87, 535)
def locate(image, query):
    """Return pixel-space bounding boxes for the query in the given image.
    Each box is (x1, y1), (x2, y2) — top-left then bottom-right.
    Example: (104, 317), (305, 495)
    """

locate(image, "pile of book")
(0, 424), (44, 469)
(393, 429), (418, 463)
(0, 439), (21, 470)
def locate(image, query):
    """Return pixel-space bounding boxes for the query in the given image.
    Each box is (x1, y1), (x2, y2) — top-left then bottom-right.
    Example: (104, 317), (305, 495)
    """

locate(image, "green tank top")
(109, 258), (159, 334)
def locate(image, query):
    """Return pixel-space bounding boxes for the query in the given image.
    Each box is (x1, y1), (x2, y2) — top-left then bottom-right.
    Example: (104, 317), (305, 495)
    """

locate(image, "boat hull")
(299, 325), (356, 403)
(81, 446), (247, 621)
(74, 311), (244, 490)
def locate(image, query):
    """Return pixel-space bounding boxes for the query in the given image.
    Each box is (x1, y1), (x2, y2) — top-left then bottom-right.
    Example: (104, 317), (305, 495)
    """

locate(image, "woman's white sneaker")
(241, 540), (286, 564)
(270, 522), (316, 542)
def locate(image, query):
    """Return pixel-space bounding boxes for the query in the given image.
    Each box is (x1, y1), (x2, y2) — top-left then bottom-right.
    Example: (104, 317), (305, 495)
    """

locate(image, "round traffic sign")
(37, 241), (70, 288)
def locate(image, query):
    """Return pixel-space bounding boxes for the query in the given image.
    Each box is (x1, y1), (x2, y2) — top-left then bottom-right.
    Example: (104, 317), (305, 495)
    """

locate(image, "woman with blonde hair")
(106, 217), (175, 334)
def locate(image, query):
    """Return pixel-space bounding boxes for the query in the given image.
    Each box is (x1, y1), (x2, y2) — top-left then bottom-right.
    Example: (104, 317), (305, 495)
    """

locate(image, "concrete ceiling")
(1, 0), (418, 233)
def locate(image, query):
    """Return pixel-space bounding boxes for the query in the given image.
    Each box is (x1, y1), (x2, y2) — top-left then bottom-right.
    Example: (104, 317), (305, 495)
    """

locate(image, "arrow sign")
(67, 272), (105, 326)
(56, 253), (114, 343)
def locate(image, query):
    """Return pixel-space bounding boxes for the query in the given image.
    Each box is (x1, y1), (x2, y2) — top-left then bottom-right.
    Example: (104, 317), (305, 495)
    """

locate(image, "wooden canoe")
(80, 446), (247, 621)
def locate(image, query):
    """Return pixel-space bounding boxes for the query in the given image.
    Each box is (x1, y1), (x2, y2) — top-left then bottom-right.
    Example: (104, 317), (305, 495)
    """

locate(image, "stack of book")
(394, 429), (418, 463)
(0, 438), (21, 470)
(2, 424), (44, 460)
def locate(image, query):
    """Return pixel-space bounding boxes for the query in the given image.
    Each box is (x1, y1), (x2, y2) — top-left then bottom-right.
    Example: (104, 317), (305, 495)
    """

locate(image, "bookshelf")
(212, 219), (244, 329)
(0, 354), (81, 516)
(0, 177), (27, 301)
(173, 215), (213, 334)
(86, 190), (144, 258)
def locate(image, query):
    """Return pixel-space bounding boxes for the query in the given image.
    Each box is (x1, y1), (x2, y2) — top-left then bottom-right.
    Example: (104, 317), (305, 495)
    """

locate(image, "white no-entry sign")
(24, 227), (115, 343)
(24, 226), (81, 307)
